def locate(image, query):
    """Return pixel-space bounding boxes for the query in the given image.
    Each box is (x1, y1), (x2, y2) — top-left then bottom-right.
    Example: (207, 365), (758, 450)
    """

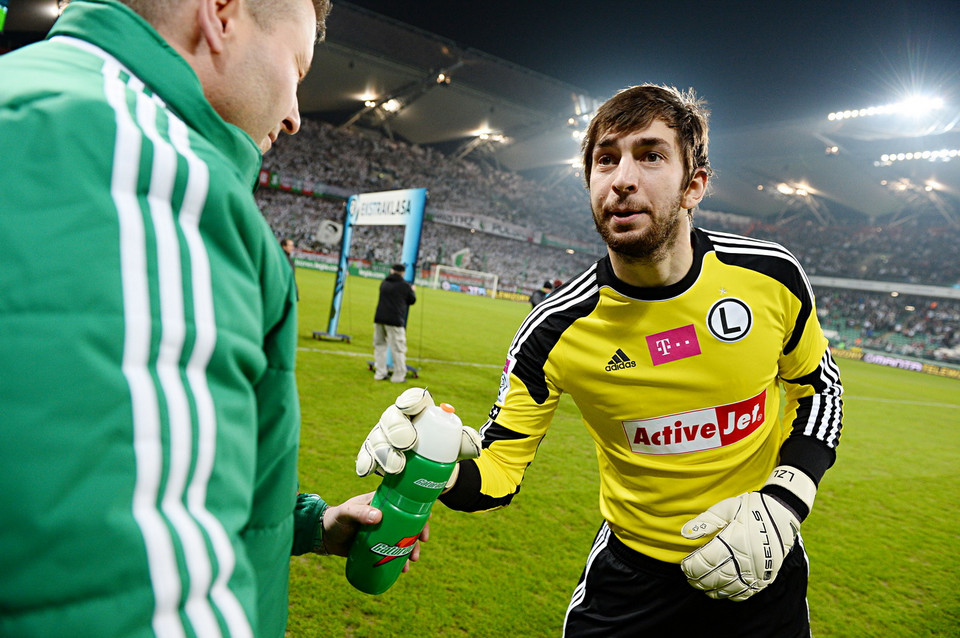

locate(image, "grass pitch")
(286, 268), (960, 637)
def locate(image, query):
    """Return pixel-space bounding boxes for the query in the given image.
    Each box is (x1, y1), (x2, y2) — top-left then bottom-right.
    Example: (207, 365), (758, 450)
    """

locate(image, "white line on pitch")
(297, 347), (503, 369)
(843, 395), (960, 409)
(299, 351), (960, 405)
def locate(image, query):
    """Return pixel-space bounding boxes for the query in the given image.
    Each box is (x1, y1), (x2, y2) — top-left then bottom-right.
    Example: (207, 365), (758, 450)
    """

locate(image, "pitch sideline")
(297, 346), (503, 370)
(298, 347), (960, 409)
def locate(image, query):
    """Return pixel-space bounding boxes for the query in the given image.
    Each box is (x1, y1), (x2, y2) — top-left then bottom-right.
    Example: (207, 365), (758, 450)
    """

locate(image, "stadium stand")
(257, 118), (599, 292)
(255, 117), (960, 364)
(818, 289), (960, 364)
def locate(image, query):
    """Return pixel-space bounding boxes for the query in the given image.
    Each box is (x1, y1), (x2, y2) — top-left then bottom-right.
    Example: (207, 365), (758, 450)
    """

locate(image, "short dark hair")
(581, 84), (712, 189)
(391, 264), (405, 273)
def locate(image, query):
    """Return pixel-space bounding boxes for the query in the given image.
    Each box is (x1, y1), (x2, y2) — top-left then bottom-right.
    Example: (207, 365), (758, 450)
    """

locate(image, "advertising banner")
(351, 188), (428, 227)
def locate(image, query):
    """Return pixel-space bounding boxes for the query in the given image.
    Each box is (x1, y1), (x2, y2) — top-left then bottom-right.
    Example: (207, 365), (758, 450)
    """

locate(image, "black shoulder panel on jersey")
(702, 229), (813, 355)
(508, 264), (602, 404)
(782, 363), (832, 392)
(438, 459), (520, 512)
(480, 420), (531, 449)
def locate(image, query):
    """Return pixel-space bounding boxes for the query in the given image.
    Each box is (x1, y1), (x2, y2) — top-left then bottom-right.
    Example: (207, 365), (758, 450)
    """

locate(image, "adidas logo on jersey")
(605, 348), (637, 371)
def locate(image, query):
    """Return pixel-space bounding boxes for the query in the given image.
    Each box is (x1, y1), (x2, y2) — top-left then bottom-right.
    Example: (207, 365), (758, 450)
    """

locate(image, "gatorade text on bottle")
(345, 402), (462, 594)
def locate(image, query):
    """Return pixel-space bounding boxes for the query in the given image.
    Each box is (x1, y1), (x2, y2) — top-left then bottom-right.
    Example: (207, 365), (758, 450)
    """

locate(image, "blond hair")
(113, 0), (333, 41)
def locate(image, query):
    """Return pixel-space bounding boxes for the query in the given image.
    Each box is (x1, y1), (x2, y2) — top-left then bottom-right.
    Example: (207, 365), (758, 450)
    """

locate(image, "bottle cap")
(412, 403), (462, 462)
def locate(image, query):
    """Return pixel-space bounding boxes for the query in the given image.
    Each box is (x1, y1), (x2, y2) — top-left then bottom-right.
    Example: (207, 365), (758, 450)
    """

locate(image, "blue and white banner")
(322, 188), (427, 339)
(351, 188), (427, 227)
(428, 209), (542, 243)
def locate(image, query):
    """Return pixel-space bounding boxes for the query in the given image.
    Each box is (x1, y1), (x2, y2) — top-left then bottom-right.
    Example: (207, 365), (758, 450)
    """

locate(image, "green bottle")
(345, 403), (462, 595)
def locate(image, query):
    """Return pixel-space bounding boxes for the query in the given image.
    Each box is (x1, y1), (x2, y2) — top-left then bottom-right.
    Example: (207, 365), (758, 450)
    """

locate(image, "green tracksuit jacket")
(0, 2), (323, 636)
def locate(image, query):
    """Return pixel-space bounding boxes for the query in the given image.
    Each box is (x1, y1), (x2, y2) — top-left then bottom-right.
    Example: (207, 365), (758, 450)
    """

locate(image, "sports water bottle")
(345, 402), (463, 595)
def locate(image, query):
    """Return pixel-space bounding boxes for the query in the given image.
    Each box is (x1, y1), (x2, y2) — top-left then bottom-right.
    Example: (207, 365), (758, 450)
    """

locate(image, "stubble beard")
(593, 192), (686, 263)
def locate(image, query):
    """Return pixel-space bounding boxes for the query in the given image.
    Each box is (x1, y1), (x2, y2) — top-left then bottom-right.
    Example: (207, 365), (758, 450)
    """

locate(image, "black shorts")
(563, 522), (811, 638)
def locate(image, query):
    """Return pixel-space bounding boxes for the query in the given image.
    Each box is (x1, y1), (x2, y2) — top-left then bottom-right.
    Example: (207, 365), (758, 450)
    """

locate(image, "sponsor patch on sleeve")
(496, 356), (516, 405)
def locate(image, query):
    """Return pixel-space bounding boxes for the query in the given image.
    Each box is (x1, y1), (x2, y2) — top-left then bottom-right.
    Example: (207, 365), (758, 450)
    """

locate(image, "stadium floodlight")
(381, 99), (402, 113)
(899, 95), (944, 116)
(883, 178), (958, 224)
(773, 181), (818, 197)
(827, 95), (945, 121)
(769, 181), (832, 224)
(456, 128), (510, 159)
(877, 148), (958, 164)
(776, 183), (795, 195)
(476, 133), (507, 143)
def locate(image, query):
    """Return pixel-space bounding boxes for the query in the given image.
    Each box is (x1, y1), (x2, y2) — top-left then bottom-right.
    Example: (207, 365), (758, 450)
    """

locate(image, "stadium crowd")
(261, 119), (593, 237)
(817, 289), (960, 364)
(744, 217), (960, 287)
(255, 117), (960, 364)
(256, 184), (596, 291)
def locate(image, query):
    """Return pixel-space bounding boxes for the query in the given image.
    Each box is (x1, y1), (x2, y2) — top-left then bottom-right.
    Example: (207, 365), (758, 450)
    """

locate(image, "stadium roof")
(307, 2), (960, 224)
(7, 0), (960, 224)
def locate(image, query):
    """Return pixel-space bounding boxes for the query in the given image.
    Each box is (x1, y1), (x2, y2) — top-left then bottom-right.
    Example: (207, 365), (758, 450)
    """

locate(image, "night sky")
(344, 0), (960, 131)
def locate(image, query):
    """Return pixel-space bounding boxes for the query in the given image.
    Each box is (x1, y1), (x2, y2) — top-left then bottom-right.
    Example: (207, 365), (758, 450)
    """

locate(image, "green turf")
(286, 268), (960, 637)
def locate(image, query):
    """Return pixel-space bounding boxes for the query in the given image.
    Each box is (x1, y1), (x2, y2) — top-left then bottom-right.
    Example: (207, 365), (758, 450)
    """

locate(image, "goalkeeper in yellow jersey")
(358, 84), (843, 637)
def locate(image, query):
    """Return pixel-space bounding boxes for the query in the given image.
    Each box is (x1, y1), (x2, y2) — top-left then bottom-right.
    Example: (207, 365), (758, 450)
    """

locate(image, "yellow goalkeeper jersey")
(442, 228), (843, 563)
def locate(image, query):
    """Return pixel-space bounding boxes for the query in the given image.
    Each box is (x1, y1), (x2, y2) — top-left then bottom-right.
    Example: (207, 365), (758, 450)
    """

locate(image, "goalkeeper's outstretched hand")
(356, 387), (482, 479)
(679, 465), (817, 601)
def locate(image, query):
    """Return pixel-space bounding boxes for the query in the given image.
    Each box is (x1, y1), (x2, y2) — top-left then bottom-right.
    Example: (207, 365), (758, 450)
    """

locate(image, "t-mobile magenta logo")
(646, 324), (702, 365)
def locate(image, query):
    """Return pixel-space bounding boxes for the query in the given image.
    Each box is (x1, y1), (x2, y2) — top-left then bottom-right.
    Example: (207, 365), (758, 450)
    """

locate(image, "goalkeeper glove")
(356, 388), (482, 484)
(679, 465), (817, 601)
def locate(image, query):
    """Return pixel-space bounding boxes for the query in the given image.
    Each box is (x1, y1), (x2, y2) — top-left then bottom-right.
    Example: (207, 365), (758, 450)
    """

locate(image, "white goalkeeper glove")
(356, 388), (482, 485)
(679, 465), (817, 601)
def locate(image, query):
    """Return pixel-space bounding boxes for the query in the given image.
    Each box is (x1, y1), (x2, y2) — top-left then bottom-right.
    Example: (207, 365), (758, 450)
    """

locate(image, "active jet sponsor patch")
(622, 390), (766, 454)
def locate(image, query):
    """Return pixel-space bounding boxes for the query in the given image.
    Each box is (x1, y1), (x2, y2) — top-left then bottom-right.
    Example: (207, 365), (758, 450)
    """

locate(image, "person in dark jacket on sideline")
(528, 280), (554, 307)
(374, 264), (417, 382)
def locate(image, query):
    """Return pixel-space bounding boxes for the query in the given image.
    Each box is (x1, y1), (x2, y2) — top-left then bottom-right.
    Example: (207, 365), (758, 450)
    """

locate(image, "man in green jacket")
(0, 1), (416, 636)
